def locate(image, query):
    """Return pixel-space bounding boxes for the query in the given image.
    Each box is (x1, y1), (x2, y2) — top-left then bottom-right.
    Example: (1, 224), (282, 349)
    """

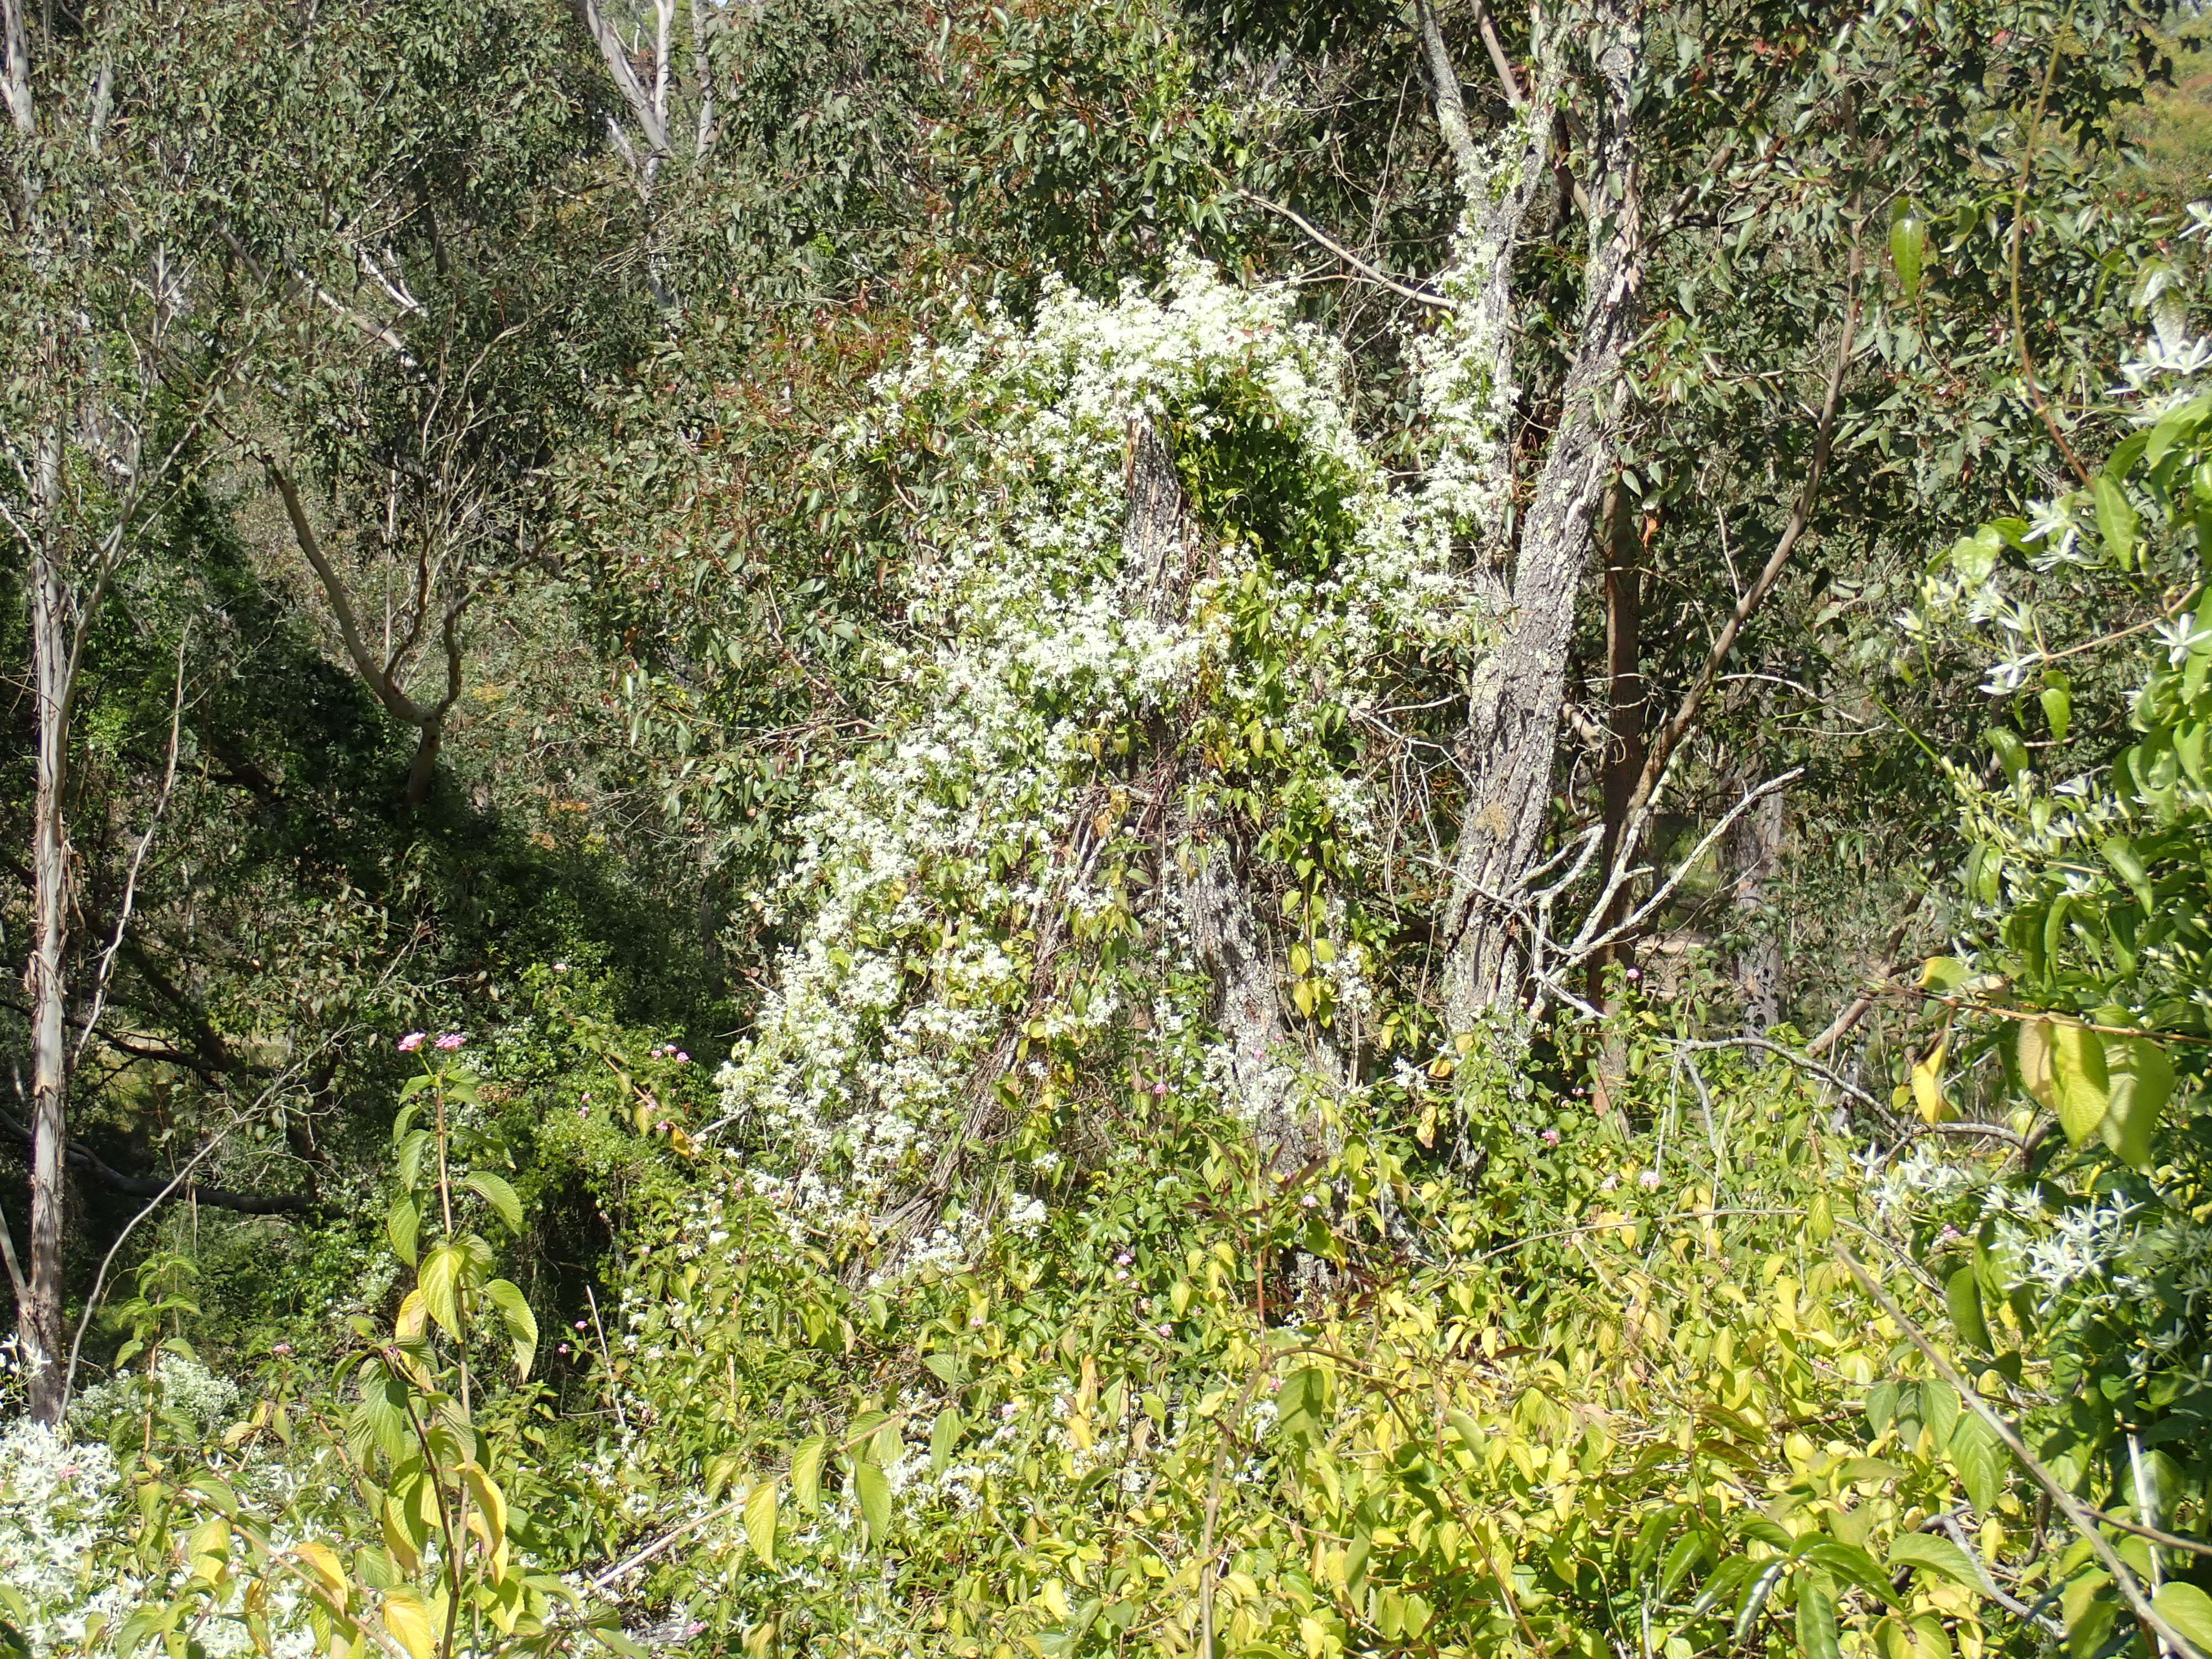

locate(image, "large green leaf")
(483, 1278), (537, 1378)
(463, 1170), (524, 1234)
(2153, 1583), (2212, 1653)
(790, 1436), (826, 1514)
(2100, 1036), (2174, 1171)
(1888, 1532), (1984, 1593)
(854, 1458), (891, 1545)
(744, 1479), (778, 1567)
(416, 1245), (463, 1341)
(2050, 1022), (2110, 1146)
(1797, 1572), (1841, 1659)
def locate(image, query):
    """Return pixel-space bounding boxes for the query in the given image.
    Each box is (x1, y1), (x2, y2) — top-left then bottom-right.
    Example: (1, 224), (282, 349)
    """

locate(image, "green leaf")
(1798, 1572), (1841, 1659)
(2050, 1022), (2110, 1146)
(1945, 1267), (1990, 1354)
(1658, 1532), (1707, 1599)
(854, 1457), (891, 1545)
(1890, 211), (1926, 301)
(1888, 1532), (1984, 1592)
(387, 1195), (420, 1269)
(1802, 1542), (1892, 1604)
(1950, 1413), (2007, 1512)
(1921, 1379), (1960, 1449)
(1734, 1561), (1786, 1642)
(463, 1171), (524, 1234)
(744, 1478), (778, 1567)
(417, 1246), (463, 1341)
(1988, 727), (2030, 786)
(483, 1279), (537, 1379)
(790, 1436), (826, 1514)
(2042, 674), (2072, 744)
(1277, 1366), (1334, 1444)
(2101, 1036), (2174, 1171)
(2153, 1583), (2212, 1652)
(2095, 476), (2138, 568)
(930, 1407), (962, 1476)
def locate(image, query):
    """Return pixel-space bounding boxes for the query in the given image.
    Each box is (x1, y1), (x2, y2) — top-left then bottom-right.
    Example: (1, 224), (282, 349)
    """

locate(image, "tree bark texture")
(1443, 2), (1644, 1029)
(1123, 422), (1318, 1173)
(23, 434), (71, 1426)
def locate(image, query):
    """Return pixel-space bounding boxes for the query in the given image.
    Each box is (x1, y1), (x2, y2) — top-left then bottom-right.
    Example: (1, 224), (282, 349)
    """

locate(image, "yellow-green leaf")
(790, 1436), (826, 1514)
(2153, 1583), (2212, 1653)
(417, 1246), (463, 1340)
(2018, 1019), (2056, 1112)
(1911, 1038), (1953, 1124)
(2050, 1022), (2110, 1146)
(854, 1458), (891, 1546)
(382, 1590), (435, 1659)
(744, 1479), (778, 1567)
(2101, 1036), (2173, 1171)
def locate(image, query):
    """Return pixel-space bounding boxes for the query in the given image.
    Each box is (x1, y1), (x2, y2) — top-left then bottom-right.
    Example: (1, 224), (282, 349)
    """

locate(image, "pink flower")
(1156, 1323), (1174, 1337)
(675, 1051), (688, 1064)
(397, 1032), (426, 1052)
(575, 1320), (587, 1330)
(1625, 967), (1641, 982)
(435, 1032), (465, 1050)
(1114, 1251), (1133, 1266)
(1637, 1169), (1662, 1190)
(1541, 1129), (1561, 1147)
(272, 1343), (293, 1356)
(1151, 1081), (1168, 1097)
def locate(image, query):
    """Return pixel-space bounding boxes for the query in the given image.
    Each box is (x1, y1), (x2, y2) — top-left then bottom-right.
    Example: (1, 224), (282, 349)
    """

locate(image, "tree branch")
(572, 0), (674, 158)
(0, 1108), (319, 1215)
(1619, 223), (1865, 843)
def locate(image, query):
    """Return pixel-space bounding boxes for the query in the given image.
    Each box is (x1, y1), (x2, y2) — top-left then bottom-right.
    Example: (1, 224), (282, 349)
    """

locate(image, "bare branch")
(73, 624), (190, 1067)
(1411, 0), (1480, 181)
(2, 0), (31, 137)
(267, 461), (429, 725)
(1240, 191), (1454, 310)
(1624, 226), (1865, 836)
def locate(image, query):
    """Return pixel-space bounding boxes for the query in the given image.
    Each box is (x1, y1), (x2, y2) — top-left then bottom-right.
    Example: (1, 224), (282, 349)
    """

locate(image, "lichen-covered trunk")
(1443, 5), (1643, 1030)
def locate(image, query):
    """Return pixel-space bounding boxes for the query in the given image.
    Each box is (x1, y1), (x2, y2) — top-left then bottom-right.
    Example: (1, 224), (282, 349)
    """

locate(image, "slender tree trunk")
(1443, 2), (1643, 1029)
(1588, 483), (1645, 1110)
(1724, 748), (1786, 1030)
(23, 434), (72, 1426)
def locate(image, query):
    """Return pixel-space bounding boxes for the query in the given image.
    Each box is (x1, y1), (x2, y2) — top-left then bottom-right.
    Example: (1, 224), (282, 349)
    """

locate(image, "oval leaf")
(745, 1479), (778, 1567)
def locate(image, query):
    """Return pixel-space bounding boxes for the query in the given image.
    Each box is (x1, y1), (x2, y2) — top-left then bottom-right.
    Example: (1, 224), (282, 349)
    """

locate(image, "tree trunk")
(1121, 421), (1316, 1172)
(1724, 761), (1786, 1030)
(22, 436), (72, 1426)
(1442, 3), (1644, 1030)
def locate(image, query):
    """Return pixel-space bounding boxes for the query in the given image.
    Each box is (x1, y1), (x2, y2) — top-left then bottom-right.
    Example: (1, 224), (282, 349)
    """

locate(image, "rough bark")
(23, 434), (70, 1426)
(1123, 422), (1318, 1172)
(1442, 1), (1644, 1029)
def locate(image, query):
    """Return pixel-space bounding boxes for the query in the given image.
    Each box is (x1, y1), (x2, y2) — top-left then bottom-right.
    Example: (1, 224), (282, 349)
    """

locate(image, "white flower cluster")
(0, 1418), (131, 1646)
(699, 259), (1502, 1265)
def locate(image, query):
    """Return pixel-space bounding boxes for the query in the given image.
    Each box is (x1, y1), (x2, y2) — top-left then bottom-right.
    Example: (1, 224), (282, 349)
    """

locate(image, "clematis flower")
(397, 1031), (426, 1052)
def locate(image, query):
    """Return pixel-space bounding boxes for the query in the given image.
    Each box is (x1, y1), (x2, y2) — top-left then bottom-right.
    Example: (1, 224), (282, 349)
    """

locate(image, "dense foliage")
(4, 2), (2210, 1658)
